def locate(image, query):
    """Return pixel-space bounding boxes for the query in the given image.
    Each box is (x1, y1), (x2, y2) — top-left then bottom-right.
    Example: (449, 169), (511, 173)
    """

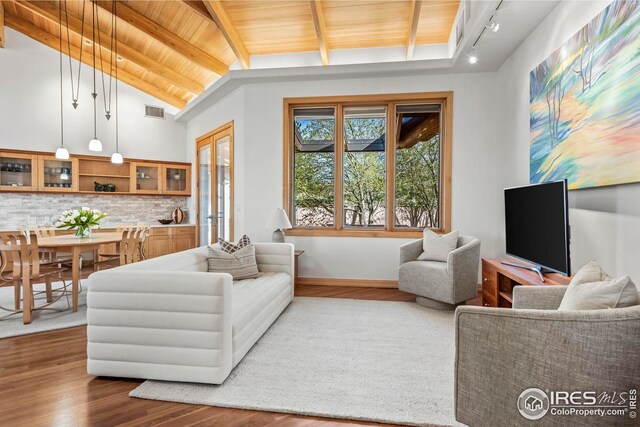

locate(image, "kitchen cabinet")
(162, 164), (191, 195)
(146, 226), (196, 259)
(37, 156), (79, 192)
(131, 162), (162, 194)
(0, 152), (38, 191)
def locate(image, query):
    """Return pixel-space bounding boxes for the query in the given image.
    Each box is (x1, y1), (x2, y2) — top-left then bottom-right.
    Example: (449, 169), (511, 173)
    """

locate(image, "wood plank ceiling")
(1, 0), (459, 109)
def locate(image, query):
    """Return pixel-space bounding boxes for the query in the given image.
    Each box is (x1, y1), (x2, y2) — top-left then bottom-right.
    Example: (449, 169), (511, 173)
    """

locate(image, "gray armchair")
(455, 286), (640, 426)
(398, 235), (480, 309)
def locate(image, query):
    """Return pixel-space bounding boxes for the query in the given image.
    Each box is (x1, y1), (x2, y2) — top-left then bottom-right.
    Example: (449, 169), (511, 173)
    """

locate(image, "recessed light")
(83, 39), (93, 46)
(116, 56), (124, 62)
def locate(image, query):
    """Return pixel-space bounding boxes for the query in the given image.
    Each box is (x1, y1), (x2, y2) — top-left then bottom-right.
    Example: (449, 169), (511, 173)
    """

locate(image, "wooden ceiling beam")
(4, 13), (187, 109)
(0, 1), (5, 48)
(15, 1), (203, 96)
(94, 0), (228, 76)
(200, 0), (250, 69)
(309, 0), (329, 65)
(406, 0), (422, 60)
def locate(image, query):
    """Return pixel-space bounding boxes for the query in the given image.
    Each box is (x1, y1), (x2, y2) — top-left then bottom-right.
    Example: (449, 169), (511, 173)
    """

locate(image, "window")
(284, 93), (452, 237)
(343, 107), (386, 227)
(395, 104), (441, 229)
(293, 108), (335, 227)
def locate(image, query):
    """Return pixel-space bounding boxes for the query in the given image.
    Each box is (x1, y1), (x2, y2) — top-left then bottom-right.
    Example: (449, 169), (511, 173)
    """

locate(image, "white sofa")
(86, 243), (294, 384)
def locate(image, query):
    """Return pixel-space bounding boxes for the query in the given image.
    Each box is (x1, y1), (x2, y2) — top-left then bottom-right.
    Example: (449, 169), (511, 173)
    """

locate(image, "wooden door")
(196, 121), (234, 247)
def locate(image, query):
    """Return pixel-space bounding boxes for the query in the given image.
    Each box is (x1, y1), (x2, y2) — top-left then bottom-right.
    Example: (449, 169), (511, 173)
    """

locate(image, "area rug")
(130, 297), (462, 426)
(0, 281), (87, 339)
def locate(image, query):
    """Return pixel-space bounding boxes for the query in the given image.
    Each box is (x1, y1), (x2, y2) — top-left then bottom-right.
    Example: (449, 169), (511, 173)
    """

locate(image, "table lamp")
(265, 208), (292, 243)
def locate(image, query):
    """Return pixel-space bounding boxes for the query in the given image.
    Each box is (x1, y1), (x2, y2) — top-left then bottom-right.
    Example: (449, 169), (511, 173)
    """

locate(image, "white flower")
(82, 207), (90, 212)
(72, 210), (79, 218)
(92, 209), (100, 214)
(80, 216), (87, 222)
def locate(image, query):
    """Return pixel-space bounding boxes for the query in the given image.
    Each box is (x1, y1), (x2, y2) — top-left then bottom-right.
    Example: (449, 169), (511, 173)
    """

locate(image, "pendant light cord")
(115, 0), (119, 152)
(64, 0), (85, 106)
(92, 1), (97, 139)
(58, 0), (64, 147)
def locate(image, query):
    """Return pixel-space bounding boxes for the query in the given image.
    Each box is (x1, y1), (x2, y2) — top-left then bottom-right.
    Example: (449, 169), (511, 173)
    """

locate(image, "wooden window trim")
(283, 92), (452, 238)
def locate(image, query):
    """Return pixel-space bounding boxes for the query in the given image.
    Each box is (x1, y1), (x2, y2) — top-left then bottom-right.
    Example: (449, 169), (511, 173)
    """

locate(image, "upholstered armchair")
(455, 286), (640, 426)
(398, 235), (480, 309)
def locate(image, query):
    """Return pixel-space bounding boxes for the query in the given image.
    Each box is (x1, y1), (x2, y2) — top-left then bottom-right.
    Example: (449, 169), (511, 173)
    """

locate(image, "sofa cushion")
(418, 229), (459, 262)
(570, 260), (611, 285)
(208, 244), (260, 280)
(559, 275), (640, 311)
(232, 272), (291, 343)
(219, 235), (252, 254)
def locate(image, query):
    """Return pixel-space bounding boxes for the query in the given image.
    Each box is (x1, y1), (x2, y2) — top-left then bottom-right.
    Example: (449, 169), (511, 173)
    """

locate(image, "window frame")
(283, 92), (452, 238)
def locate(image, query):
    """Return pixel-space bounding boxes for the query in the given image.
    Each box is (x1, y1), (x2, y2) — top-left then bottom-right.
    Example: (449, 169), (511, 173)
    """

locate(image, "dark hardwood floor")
(0, 279), (479, 427)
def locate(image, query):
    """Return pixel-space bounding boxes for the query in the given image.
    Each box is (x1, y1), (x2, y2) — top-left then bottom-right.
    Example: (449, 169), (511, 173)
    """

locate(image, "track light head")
(468, 47), (478, 65)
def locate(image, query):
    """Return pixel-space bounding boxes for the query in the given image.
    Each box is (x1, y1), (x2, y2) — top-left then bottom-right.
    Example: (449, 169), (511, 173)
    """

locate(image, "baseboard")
(297, 277), (398, 289)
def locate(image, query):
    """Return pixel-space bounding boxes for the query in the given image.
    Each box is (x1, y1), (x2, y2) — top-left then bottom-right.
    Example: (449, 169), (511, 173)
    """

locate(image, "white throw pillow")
(558, 275), (640, 311)
(417, 229), (459, 262)
(570, 260), (611, 285)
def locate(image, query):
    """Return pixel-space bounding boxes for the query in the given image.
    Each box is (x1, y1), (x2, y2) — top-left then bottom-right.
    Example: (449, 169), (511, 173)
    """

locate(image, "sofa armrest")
(254, 242), (295, 299)
(399, 239), (423, 265)
(512, 285), (568, 309)
(87, 270), (234, 384)
(455, 305), (640, 426)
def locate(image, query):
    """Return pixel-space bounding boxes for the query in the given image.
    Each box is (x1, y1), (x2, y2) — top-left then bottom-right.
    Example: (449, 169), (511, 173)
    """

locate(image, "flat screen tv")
(504, 180), (571, 281)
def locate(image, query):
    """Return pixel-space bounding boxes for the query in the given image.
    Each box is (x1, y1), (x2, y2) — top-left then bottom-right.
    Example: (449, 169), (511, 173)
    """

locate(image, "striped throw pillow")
(218, 235), (252, 254)
(208, 244), (260, 280)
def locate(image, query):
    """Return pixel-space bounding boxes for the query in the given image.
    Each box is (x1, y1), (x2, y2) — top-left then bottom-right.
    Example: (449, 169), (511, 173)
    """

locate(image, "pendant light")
(110, 1), (123, 164)
(88, 2), (102, 152)
(55, 0), (70, 160)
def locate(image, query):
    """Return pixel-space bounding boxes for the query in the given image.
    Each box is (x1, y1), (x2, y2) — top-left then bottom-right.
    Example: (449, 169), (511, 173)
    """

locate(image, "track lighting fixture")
(467, 0), (503, 65)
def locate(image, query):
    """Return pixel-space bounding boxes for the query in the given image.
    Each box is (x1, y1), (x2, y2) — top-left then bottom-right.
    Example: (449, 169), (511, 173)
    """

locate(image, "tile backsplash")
(0, 193), (189, 230)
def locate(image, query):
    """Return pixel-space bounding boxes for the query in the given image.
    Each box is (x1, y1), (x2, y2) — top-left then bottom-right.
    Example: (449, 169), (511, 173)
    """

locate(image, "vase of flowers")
(56, 207), (107, 238)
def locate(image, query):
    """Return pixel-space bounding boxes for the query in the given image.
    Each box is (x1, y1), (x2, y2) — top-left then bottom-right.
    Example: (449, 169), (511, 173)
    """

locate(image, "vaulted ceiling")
(0, 0), (460, 109)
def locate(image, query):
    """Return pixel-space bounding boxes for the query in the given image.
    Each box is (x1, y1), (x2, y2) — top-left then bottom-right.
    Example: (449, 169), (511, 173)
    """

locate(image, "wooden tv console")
(481, 258), (572, 308)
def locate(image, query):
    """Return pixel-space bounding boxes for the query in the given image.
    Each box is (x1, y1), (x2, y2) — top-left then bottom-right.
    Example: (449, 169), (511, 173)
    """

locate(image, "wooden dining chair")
(0, 233), (71, 323)
(97, 224), (149, 265)
(94, 229), (146, 271)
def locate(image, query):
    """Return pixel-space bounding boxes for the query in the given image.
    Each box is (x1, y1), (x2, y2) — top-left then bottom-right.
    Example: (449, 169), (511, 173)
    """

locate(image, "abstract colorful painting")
(530, 0), (640, 189)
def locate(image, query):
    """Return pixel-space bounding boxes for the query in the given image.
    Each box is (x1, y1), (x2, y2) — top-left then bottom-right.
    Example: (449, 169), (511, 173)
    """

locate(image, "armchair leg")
(416, 296), (464, 310)
(14, 283), (20, 310)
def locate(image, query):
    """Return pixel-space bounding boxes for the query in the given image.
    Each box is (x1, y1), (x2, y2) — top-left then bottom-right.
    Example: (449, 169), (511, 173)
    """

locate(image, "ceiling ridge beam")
(407, 0), (422, 60)
(94, 0), (228, 76)
(309, 0), (329, 66)
(0, 1), (5, 48)
(200, 0), (250, 69)
(16, 1), (203, 96)
(4, 14), (187, 109)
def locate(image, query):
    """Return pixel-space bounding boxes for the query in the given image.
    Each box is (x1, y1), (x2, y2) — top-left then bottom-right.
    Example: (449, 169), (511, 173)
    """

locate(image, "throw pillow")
(569, 260), (611, 285)
(208, 244), (260, 280)
(417, 229), (459, 262)
(558, 275), (640, 311)
(218, 235), (251, 254)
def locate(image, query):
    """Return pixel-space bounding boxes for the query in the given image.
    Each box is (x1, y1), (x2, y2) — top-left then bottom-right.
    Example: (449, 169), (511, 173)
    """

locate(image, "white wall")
(496, 0), (640, 280)
(0, 28), (186, 162)
(186, 72), (503, 280)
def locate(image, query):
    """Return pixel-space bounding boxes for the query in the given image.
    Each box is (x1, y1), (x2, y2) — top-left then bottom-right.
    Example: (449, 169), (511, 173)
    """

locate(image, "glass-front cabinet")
(131, 162), (161, 194)
(162, 164), (190, 195)
(37, 156), (78, 192)
(0, 152), (38, 191)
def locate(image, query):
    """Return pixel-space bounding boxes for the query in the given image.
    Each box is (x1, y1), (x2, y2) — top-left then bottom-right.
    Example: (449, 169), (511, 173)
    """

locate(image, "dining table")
(37, 232), (123, 318)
